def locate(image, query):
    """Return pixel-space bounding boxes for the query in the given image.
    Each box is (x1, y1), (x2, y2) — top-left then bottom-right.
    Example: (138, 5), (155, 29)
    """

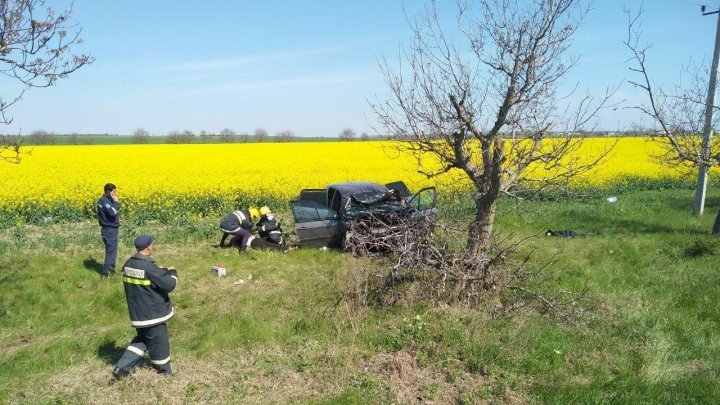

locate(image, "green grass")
(0, 189), (719, 403)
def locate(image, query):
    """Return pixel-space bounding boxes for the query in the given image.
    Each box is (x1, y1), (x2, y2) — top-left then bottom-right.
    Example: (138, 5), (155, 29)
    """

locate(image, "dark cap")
(134, 235), (155, 250)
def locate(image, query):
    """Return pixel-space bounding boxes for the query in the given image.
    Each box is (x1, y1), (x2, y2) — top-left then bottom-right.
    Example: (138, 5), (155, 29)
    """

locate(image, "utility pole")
(694, 5), (720, 215)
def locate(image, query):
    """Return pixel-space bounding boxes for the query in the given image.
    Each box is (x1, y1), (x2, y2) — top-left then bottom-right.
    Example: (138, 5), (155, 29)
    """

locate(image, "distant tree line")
(2, 129), (671, 146)
(5, 128), (288, 145)
(162, 128), (296, 144)
(143, 127), (298, 144)
(9, 130), (98, 145)
(7, 127), (387, 145)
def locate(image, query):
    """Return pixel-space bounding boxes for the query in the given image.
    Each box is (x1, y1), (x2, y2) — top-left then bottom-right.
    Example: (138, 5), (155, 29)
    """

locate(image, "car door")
(407, 187), (437, 218)
(290, 199), (345, 248)
(385, 180), (411, 197)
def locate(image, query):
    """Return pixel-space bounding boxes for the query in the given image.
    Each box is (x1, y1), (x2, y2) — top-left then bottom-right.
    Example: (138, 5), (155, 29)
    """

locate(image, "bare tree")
(199, 129), (211, 143)
(372, 0), (612, 272)
(339, 127), (356, 141)
(0, 0), (92, 163)
(28, 129), (55, 144)
(181, 129), (195, 143)
(219, 128), (236, 143)
(166, 131), (180, 144)
(166, 130), (194, 144)
(625, 7), (720, 233)
(276, 130), (294, 143)
(360, 132), (370, 141)
(132, 128), (150, 144)
(254, 127), (268, 143)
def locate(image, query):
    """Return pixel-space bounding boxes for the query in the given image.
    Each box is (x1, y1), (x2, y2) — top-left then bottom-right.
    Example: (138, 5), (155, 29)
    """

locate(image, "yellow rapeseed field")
(0, 138), (700, 221)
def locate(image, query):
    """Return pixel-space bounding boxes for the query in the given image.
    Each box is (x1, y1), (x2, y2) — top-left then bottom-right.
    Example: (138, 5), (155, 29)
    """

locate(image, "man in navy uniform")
(97, 183), (122, 277)
(112, 235), (178, 378)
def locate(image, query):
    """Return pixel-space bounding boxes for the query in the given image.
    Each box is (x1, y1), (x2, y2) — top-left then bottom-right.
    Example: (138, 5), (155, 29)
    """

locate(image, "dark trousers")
(221, 228), (251, 252)
(101, 227), (118, 274)
(250, 237), (286, 252)
(115, 323), (172, 375)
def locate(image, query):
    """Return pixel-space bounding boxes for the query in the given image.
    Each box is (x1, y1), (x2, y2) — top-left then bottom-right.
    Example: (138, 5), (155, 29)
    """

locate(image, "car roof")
(326, 182), (388, 197)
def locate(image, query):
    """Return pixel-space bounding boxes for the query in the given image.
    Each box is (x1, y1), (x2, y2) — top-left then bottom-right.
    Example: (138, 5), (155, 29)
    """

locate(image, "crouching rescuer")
(219, 207), (260, 253)
(113, 235), (178, 378)
(257, 206), (285, 246)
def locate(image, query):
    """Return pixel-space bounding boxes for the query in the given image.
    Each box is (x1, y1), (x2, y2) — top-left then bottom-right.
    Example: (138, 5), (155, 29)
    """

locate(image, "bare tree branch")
(0, 0), (92, 161)
(371, 0), (614, 270)
(624, 6), (720, 169)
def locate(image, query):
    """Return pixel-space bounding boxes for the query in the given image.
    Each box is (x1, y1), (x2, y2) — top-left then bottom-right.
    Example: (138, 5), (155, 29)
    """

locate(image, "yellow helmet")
(259, 206), (271, 216)
(248, 207), (260, 221)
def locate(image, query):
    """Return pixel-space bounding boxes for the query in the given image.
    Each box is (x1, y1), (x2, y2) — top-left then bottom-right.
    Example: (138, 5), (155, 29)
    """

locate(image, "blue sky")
(2, 0), (719, 136)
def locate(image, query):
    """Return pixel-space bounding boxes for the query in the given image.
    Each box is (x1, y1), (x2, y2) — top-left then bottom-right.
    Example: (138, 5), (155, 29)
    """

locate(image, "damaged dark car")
(290, 181), (436, 249)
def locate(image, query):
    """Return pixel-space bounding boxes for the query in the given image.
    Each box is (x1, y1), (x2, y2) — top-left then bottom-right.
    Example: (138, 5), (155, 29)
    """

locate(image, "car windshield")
(348, 191), (387, 204)
(344, 203), (407, 218)
(344, 188), (408, 219)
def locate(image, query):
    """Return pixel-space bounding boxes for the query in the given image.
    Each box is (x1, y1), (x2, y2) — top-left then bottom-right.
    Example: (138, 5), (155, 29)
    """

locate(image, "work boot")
(154, 363), (172, 376)
(112, 366), (130, 380)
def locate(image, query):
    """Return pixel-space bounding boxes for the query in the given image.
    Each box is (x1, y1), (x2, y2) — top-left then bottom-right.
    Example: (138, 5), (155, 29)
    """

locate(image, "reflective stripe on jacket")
(220, 210), (252, 232)
(257, 216), (284, 244)
(121, 253), (177, 328)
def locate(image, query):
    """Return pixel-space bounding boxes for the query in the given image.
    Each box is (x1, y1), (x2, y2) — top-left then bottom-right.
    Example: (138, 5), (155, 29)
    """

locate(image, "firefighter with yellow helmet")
(219, 207), (260, 253)
(256, 206), (285, 246)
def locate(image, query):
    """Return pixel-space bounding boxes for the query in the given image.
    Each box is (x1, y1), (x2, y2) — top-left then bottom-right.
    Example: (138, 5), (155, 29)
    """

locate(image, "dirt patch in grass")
(360, 349), (522, 404)
(27, 344), (517, 404)
(34, 347), (346, 404)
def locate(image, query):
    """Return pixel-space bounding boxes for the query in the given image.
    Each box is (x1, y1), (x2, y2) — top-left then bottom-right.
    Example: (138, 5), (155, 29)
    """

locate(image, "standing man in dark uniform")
(97, 183), (122, 277)
(113, 235), (178, 378)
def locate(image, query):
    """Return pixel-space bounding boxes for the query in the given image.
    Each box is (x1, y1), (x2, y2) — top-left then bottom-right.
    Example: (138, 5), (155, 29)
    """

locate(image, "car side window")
(316, 205), (336, 220)
(292, 201), (321, 223)
(409, 187), (437, 211)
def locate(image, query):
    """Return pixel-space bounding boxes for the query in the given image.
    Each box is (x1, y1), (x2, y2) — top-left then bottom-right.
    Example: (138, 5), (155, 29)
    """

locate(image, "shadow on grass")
(663, 194), (720, 213)
(97, 340), (126, 365)
(533, 376), (720, 404)
(83, 257), (104, 275)
(570, 210), (708, 236)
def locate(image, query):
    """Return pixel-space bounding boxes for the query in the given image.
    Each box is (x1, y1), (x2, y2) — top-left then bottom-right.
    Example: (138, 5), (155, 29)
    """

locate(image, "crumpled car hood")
(344, 189), (408, 219)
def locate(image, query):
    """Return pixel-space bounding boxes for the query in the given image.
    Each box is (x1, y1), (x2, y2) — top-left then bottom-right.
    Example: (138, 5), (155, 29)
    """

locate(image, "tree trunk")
(713, 209), (720, 235)
(467, 196), (498, 272)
